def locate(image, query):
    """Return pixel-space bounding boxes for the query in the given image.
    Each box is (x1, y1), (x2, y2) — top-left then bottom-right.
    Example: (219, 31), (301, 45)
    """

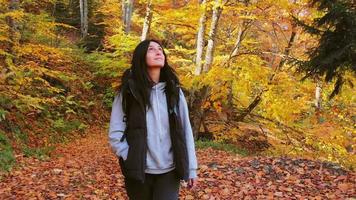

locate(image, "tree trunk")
(226, 23), (248, 116)
(202, 0), (222, 73)
(141, 0), (152, 41)
(191, 0), (224, 137)
(7, 0), (20, 47)
(229, 1), (251, 59)
(172, 0), (178, 8)
(79, 0), (88, 39)
(226, 80), (234, 120)
(236, 24), (297, 122)
(230, 27), (245, 58)
(190, 86), (210, 139)
(4, 0), (20, 68)
(315, 78), (322, 111)
(268, 25), (296, 82)
(194, 0), (207, 75)
(122, 0), (134, 34)
(236, 90), (264, 121)
(2, 0), (20, 82)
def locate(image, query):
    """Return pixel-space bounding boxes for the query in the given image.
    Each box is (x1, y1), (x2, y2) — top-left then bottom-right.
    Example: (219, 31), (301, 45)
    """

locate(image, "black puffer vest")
(118, 70), (189, 183)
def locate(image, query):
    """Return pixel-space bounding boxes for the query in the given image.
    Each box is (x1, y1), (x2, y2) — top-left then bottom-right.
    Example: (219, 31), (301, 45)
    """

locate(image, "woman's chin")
(148, 65), (164, 69)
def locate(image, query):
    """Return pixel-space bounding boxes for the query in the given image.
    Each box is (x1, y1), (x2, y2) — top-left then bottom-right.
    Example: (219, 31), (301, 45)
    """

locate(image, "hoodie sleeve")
(108, 91), (129, 160)
(178, 89), (198, 179)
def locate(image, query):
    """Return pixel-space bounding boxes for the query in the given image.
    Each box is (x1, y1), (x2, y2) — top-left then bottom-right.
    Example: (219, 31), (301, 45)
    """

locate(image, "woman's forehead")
(148, 41), (161, 47)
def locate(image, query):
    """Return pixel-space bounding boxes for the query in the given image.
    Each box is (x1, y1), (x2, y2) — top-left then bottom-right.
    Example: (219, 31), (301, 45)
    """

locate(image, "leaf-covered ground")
(0, 128), (355, 199)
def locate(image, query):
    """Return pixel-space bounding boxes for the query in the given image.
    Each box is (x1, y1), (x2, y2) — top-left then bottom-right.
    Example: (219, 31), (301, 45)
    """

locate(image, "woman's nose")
(155, 50), (162, 55)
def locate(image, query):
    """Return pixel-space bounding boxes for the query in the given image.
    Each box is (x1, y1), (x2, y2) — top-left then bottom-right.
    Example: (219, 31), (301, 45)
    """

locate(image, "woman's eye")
(148, 47), (163, 52)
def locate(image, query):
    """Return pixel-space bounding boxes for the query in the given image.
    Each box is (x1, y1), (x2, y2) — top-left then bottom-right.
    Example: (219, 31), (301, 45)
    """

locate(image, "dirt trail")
(0, 127), (127, 199)
(0, 127), (355, 199)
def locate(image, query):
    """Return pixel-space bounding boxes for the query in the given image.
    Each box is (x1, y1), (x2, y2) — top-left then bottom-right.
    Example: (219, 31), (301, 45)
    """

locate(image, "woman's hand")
(187, 178), (198, 189)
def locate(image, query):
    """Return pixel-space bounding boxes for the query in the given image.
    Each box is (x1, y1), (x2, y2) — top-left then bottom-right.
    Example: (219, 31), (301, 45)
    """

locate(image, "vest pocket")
(172, 127), (189, 179)
(124, 128), (145, 171)
(170, 112), (189, 180)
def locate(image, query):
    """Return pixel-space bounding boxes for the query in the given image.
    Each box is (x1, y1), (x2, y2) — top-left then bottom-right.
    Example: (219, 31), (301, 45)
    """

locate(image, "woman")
(109, 39), (198, 200)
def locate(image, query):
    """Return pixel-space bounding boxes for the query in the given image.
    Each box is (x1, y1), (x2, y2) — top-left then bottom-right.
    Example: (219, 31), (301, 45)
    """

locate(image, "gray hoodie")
(108, 82), (198, 179)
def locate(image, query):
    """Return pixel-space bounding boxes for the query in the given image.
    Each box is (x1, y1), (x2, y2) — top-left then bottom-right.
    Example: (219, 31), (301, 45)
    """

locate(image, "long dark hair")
(121, 39), (180, 109)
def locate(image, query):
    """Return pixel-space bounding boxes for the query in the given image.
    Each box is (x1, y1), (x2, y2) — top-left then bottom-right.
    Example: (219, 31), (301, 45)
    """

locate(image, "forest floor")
(0, 126), (355, 200)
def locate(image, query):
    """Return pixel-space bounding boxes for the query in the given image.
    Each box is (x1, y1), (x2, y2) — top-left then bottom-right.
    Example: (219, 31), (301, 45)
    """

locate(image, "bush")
(22, 146), (55, 160)
(195, 139), (249, 156)
(0, 132), (16, 172)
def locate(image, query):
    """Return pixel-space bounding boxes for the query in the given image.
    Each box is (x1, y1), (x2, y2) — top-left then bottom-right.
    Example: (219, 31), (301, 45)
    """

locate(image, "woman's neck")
(147, 68), (160, 84)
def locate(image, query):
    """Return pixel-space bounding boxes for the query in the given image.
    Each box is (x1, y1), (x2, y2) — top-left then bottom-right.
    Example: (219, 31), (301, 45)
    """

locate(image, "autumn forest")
(0, 0), (355, 199)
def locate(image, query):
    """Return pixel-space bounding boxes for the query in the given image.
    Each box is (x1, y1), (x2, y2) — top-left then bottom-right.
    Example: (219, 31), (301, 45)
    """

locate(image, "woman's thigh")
(124, 170), (180, 200)
(124, 176), (153, 200)
(152, 170), (180, 200)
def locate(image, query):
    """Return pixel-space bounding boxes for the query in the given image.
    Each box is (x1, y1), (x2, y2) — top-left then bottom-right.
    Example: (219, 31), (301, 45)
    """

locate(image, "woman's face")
(146, 41), (165, 68)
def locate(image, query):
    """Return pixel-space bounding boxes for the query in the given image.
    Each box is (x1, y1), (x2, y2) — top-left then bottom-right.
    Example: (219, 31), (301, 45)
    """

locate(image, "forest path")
(0, 127), (355, 199)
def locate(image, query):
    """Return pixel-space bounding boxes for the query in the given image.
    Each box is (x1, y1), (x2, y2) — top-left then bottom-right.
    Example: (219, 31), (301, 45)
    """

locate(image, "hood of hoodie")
(152, 82), (166, 90)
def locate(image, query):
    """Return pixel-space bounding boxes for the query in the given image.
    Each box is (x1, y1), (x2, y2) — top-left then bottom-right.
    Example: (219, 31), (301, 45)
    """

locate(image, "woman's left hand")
(187, 178), (198, 189)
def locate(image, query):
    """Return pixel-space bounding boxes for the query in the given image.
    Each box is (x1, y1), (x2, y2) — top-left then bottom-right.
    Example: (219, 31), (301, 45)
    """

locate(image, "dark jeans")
(124, 170), (180, 200)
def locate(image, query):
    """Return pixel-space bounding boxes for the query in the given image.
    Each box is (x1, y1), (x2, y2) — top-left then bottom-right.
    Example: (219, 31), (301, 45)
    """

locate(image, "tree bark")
(202, 0), (223, 73)
(226, 2), (252, 63)
(226, 22), (249, 116)
(191, 0), (225, 137)
(236, 90), (264, 121)
(141, 0), (152, 41)
(122, 0), (134, 34)
(268, 25), (296, 82)
(7, 0), (20, 47)
(194, 0), (207, 75)
(2, 0), (20, 82)
(315, 78), (322, 111)
(230, 27), (245, 58)
(79, 0), (88, 39)
(190, 86), (210, 139)
(172, 0), (178, 8)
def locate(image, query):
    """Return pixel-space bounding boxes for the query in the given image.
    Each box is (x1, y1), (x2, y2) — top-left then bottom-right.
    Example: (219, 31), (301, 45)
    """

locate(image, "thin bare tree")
(194, 0), (207, 75)
(202, 0), (223, 73)
(79, 0), (88, 38)
(122, 0), (134, 34)
(141, 0), (153, 41)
